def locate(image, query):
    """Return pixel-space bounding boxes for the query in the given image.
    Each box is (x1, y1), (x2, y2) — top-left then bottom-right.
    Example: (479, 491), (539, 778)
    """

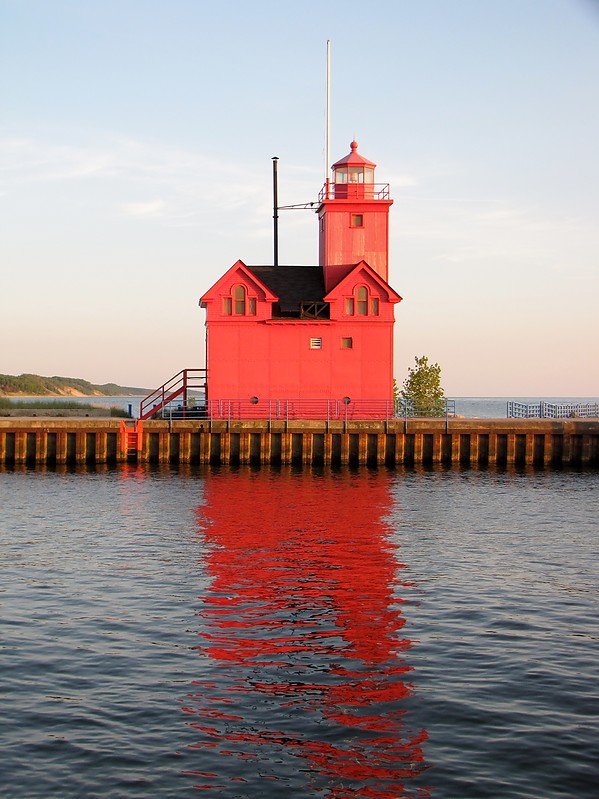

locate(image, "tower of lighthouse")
(318, 140), (394, 292)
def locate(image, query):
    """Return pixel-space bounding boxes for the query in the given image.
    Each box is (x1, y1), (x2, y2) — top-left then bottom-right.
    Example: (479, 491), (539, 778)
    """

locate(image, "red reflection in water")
(184, 469), (430, 797)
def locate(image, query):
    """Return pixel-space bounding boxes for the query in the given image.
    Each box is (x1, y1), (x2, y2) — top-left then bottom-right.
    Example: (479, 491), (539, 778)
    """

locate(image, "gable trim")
(199, 259), (279, 306)
(323, 260), (402, 303)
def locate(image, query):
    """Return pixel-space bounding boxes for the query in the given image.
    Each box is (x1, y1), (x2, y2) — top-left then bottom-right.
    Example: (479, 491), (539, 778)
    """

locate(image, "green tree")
(399, 356), (446, 417)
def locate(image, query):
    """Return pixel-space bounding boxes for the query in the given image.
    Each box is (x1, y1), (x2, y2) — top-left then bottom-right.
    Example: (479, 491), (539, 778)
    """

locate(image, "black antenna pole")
(272, 157), (279, 267)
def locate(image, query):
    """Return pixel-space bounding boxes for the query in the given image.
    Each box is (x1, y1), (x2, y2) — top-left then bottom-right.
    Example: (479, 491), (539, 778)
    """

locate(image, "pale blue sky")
(1, 0), (598, 395)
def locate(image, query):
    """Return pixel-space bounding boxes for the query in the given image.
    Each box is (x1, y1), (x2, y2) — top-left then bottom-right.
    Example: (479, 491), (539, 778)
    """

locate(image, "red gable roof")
(324, 260), (402, 304)
(199, 259), (278, 307)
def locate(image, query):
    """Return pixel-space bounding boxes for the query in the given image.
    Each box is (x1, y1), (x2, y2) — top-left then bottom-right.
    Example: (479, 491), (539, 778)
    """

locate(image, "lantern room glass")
(333, 165), (375, 185)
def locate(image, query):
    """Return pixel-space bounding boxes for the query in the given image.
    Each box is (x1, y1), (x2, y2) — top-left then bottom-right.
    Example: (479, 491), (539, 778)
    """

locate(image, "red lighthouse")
(195, 141), (402, 418)
(140, 142), (401, 420)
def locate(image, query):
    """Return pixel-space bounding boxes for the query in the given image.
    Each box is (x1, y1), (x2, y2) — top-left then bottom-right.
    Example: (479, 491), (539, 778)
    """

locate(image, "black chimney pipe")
(272, 157), (279, 267)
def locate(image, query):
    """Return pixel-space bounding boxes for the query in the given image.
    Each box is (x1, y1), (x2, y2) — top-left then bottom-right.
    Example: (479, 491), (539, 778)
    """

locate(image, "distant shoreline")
(1, 392), (147, 398)
(0, 373), (150, 398)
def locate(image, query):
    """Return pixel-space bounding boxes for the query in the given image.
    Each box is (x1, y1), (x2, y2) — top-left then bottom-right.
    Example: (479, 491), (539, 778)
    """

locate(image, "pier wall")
(1, 418), (598, 468)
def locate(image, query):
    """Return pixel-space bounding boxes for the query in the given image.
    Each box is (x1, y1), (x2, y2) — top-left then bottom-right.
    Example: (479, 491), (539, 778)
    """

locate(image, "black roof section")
(247, 265), (327, 318)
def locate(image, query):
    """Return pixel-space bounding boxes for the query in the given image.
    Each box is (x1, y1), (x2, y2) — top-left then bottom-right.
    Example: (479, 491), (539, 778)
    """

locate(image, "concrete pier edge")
(1, 417), (598, 468)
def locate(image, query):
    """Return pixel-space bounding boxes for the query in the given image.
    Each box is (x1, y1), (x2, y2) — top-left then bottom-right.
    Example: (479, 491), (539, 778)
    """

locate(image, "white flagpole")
(326, 39), (331, 195)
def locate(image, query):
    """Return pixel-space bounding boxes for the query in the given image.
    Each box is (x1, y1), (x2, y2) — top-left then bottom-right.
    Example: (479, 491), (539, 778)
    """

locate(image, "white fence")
(507, 401), (599, 419)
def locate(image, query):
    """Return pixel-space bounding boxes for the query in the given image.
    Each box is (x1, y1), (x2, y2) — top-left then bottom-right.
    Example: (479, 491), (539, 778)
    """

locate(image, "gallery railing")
(318, 182), (391, 202)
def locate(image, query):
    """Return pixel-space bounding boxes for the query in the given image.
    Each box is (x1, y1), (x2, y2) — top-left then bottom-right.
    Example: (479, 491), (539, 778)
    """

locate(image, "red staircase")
(139, 369), (207, 420)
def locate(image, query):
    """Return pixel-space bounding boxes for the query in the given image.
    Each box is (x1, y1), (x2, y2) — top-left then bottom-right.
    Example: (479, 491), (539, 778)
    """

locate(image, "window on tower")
(348, 167), (363, 184)
(335, 167), (348, 183)
(351, 214), (363, 227)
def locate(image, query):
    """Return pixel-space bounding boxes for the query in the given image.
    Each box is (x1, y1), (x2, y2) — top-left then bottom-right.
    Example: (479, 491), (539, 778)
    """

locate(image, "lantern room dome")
(332, 140), (376, 170)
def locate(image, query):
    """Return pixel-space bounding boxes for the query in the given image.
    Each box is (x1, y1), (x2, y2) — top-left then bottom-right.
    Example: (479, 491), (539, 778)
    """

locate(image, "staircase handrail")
(139, 369), (206, 420)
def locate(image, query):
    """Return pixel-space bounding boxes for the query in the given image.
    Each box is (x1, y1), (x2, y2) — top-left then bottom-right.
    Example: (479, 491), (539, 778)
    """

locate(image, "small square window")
(351, 214), (363, 227)
(341, 337), (353, 349)
(310, 337), (323, 350)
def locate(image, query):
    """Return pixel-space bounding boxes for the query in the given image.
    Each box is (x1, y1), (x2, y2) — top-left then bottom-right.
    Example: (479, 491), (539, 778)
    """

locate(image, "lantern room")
(331, 140), (376, 199)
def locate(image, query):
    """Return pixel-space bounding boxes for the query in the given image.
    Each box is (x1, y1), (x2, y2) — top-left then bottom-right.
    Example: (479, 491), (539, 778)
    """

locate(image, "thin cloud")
(0, 133), (269, 225)
(0, 133), (259, 189)
(120, 199), (167, 218)
(0, 137), (118, 181)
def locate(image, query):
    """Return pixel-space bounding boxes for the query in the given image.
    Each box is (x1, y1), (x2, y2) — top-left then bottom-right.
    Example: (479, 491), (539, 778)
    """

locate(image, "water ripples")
(1, 465), (598, 797)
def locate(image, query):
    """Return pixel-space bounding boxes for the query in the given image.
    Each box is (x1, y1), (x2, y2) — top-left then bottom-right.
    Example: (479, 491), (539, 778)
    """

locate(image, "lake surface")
(1, 465), (598, 798)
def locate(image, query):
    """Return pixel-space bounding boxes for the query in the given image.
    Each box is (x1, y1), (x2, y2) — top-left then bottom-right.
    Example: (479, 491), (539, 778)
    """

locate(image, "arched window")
(345, 286), (380, 317)
(223, 284), (257, 316)
(234, 285), (246, 315)
(357, 286), (368, 315)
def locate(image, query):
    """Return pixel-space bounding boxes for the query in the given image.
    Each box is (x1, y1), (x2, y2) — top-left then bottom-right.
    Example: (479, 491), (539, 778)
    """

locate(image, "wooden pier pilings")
(1, 417), (598, 468)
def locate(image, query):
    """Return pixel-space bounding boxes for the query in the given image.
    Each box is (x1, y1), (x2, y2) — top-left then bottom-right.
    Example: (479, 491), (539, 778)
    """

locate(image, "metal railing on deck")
(508, 401), (599, 419)
(397, 399), (456, 420)
(154, 397), (457, 423)
(206, 398), (397, 422)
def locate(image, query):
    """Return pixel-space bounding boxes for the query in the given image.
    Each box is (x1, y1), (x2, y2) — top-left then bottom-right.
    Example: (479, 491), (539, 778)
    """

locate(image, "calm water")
(1, 465), (598, 798)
